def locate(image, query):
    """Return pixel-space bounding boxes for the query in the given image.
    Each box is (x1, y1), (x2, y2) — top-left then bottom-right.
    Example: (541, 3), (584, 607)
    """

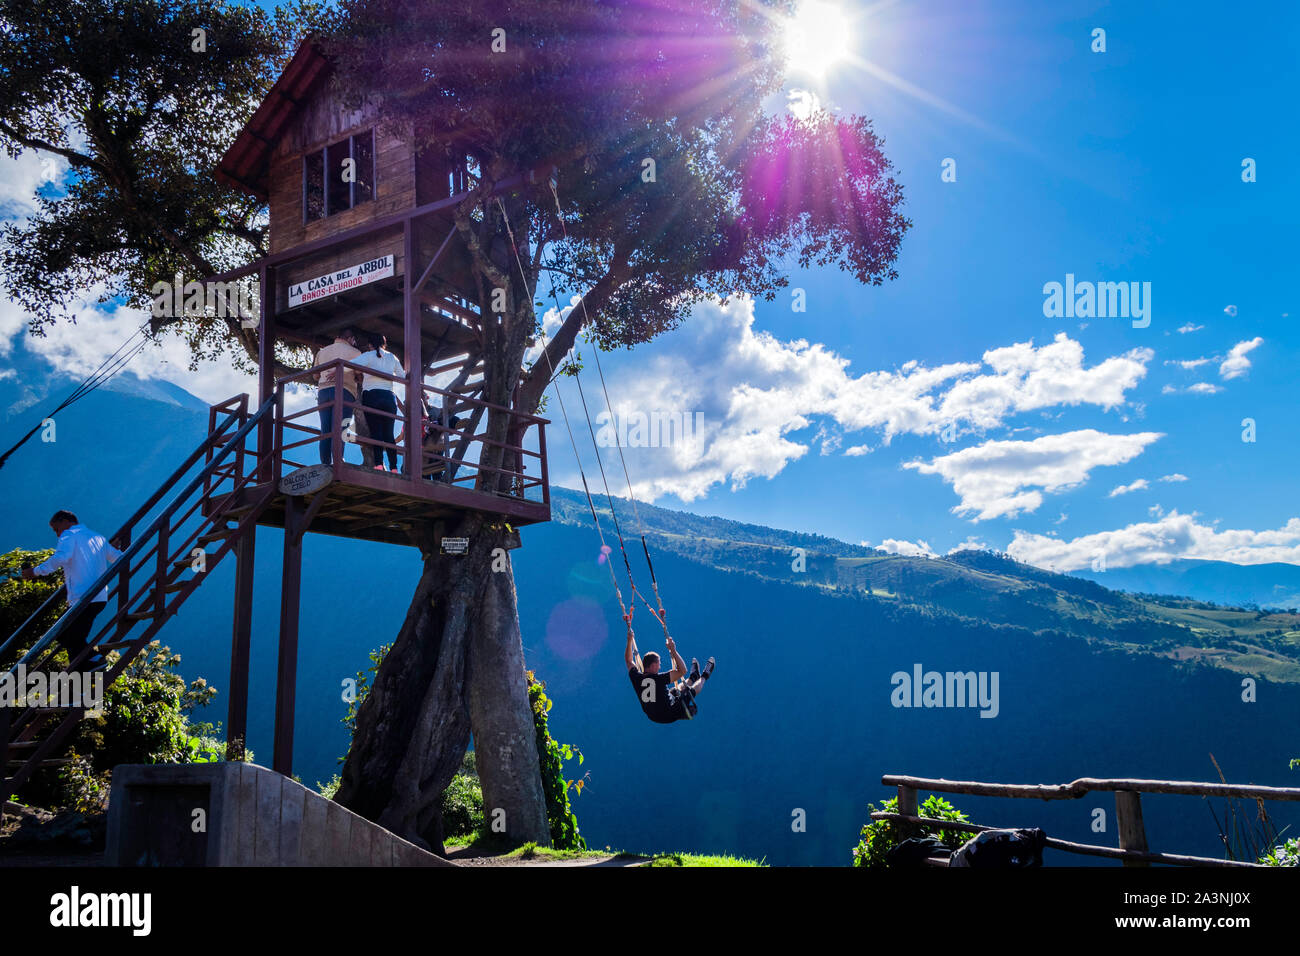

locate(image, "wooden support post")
(897, 785), (918, 819)
(226, 526), (255, 762)
(257, 265), (276, 483)
(272, 498), (305, 777)
(403, 219), (423, 485)
(1115, 790), (1150, 866)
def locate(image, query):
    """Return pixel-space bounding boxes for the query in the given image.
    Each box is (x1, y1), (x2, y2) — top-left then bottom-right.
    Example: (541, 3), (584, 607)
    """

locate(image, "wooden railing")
(876, 773), (1300, 868)
(270, 359), (548, 506)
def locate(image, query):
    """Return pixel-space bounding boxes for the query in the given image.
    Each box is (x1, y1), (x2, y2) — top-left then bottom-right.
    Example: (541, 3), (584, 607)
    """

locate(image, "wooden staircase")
(0, 394), (278, 805)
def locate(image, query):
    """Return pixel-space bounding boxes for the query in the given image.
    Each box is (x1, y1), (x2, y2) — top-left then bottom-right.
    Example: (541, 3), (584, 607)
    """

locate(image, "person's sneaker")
(701, 657), (715, 680)
(689, 658), (700, 681)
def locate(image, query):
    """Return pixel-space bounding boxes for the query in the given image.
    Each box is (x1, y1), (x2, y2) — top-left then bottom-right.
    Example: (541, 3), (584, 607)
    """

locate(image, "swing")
(496, 184), (714, 724)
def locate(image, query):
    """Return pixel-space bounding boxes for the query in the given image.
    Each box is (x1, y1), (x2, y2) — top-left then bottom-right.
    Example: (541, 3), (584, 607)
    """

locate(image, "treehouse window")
(303, 128), (375, 222)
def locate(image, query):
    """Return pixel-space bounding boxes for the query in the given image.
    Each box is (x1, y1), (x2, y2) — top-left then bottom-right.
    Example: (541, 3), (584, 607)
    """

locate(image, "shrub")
(852, 794), (970, 867)
(528, 671), (586, 850)
(440, 751), (484, 838)
(1259, 838), (1300, 866)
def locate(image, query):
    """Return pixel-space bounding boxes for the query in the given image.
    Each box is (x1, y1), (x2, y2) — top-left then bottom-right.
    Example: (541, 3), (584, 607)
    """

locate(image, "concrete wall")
(106, 762), (455, 867)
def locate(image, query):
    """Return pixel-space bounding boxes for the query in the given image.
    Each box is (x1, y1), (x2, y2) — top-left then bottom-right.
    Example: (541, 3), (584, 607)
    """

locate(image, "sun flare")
(783, 0), (853, 79)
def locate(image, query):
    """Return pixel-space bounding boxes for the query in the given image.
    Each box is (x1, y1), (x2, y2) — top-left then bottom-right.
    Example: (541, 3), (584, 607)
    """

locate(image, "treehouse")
(3, 42), (552, 796)
(208, 40), (551, 548)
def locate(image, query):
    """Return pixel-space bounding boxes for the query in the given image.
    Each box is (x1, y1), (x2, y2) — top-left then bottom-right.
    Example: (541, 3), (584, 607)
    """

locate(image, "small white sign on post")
(288, 255), (394, 308)
(440, 536), (470, 556)
(280, 464), (333, 496)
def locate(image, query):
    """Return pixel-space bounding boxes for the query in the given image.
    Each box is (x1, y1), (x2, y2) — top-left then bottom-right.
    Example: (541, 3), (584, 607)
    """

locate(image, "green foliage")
(527, 670), (586, 850)
(439, 751), (484, 839)
(852, 795), (970, 868)
(0, 547), (60, 669)
(1259, 838), (1299, 867)
(341, 641), (392, 743)
(316, 774), (342, 799)
(0, 0), (335, 370)
(71, 642), (218, 772)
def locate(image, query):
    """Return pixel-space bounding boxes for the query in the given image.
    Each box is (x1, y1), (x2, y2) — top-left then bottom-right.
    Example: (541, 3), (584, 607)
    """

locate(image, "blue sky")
(2, 0), (1296, 571)
(546, 0), (1300, 570)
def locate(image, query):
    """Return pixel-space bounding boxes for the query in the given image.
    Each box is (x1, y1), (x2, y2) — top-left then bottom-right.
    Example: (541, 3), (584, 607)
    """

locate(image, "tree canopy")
(325, 0), (910, 411)
(0, 0), (331, 371)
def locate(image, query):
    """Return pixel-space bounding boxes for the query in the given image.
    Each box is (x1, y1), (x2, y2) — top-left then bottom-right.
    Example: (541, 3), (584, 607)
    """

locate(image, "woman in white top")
(353, 332), (406, 471)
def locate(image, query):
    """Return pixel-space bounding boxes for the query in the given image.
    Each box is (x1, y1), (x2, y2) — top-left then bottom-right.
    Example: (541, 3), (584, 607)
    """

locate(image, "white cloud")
(947, 536), (990, 553)
(1159, 473), (1188, 483)
(547, 299), (1154, 502)
(876, 538), (935, 557)
(1108, 478), (1149, 497)
(1165, 357), (1210, 369)
(1187, 382), (1222, 395)
(1219, 337), (1263, 380)
(1008, 510), (1300, 570)
(4, 286), (255, 404)
(0, 146), (67, 221)
(1223, 304), (1238, 317)
(1177, 323), (1203, 334)
(903, 429), (1163, 521)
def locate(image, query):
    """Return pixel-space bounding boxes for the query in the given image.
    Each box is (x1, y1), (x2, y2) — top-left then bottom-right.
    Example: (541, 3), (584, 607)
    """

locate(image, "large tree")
(325, 0), (908, 851)
(1, 0), (909, 852)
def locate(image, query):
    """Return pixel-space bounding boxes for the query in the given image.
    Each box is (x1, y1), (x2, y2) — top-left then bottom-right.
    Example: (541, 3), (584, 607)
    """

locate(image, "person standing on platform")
(315, 328), (362, 466)
(354, 332), (406, 472)
(22, 510), (122, 669)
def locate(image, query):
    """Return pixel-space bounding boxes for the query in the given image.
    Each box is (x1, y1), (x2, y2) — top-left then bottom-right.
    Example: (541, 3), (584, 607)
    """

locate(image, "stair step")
(162, 581), (191, 593)
(124, 609), (159, 621)
(5, 758), (72, 768)
(98, 640), (135, 651)
(197, 527), (236, 546)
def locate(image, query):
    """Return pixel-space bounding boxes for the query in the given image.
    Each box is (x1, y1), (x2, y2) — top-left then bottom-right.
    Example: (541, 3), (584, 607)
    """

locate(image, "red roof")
(216, 41), (332, 200)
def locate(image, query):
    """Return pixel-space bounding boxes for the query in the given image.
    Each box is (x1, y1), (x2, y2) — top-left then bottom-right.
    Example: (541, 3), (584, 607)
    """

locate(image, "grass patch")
(508, 841), (609, 862)
(648, 851), (765, 867)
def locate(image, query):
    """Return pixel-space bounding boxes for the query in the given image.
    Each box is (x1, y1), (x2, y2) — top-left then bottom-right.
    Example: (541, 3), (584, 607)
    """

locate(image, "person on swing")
(625, 622), (715, 723)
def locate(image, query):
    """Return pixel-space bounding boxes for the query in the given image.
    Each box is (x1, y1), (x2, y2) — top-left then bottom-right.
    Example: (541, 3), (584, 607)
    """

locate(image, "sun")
(783, 0), (853, 79)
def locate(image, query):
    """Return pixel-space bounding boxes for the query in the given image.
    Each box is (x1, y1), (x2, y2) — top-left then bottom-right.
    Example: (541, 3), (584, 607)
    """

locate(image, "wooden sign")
(440, 536), (469, 555)
(279, 464), (333, 496)
(287, 254), (394, 308)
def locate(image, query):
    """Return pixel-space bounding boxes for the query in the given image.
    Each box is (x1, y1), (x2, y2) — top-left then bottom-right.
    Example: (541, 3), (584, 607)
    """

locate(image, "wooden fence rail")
(875, 773), (1300, 868)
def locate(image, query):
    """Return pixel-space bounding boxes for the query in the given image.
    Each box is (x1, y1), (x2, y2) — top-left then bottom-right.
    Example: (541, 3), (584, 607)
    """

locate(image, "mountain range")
(2, 358), (1297, 865)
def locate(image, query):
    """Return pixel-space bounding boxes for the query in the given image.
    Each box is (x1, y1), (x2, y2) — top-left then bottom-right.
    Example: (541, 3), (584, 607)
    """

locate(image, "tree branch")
(517, 249), (630, 414)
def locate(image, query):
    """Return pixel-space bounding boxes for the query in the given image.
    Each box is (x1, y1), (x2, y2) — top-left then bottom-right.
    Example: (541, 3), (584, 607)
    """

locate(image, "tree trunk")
(335, 514), (550, 852)
(467, 543), (550, 845)
(337, 203), (551, 854)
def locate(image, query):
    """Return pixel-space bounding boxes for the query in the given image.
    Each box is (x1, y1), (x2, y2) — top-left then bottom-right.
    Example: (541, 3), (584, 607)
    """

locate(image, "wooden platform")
(209, 463), (549, 548)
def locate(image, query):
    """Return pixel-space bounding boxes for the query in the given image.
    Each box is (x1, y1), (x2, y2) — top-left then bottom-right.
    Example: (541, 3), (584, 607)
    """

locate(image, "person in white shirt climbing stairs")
(21, 510), (122, 669)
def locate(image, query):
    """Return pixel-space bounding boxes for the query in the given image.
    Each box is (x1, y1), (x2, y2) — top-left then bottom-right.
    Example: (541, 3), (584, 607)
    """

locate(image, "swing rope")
(493, 196), (642, 639)
(545, 180), (674, 632)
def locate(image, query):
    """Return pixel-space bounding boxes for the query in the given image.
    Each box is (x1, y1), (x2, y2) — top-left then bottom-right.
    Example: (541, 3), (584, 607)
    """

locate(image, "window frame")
(302, 128), (376, 224)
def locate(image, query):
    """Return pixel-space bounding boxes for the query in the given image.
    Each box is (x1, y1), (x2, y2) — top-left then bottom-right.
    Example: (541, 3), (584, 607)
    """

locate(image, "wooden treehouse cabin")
(212, 40), (551, 544)
(1, 42), (553, 803)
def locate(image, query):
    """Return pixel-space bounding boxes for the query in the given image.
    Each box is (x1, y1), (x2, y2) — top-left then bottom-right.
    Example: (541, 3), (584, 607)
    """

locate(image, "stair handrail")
(1, 395), (276, 671)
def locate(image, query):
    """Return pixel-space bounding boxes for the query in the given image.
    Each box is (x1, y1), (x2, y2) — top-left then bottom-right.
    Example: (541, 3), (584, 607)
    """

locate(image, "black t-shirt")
(628, 666), (682, 724)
